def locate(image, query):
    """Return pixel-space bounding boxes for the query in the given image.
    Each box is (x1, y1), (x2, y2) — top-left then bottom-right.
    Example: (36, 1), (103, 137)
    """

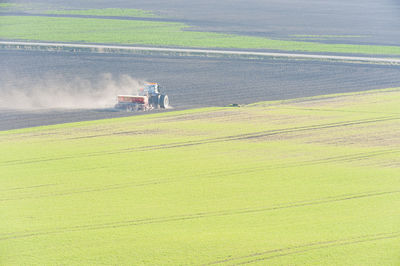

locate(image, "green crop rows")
(1, 88), (399, 265)
(2, 15), (400, 55)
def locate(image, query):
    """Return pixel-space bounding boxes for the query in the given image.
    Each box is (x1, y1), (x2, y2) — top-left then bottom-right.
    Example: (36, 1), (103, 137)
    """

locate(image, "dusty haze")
(0, 73), (145, 109)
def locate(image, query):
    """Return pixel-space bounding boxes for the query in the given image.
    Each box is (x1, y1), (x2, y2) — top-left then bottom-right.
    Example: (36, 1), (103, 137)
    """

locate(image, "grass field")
(46, 8), (157, 18)
(2, 15), (400, 55)
(0, 3), (17, 8)
(1, 88), (399, 265)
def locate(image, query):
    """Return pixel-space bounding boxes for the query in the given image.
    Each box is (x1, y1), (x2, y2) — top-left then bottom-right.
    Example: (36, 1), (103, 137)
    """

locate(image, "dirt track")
(4, 41), (400, 63)
(1, 50), (400, 130)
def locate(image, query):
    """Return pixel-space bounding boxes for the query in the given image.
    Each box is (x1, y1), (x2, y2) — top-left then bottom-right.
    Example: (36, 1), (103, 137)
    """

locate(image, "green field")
(46, 8), (157, 18)
(1, 88), (399, 265)
(0, 3), (17, 8)
(2, 15), (400, 55)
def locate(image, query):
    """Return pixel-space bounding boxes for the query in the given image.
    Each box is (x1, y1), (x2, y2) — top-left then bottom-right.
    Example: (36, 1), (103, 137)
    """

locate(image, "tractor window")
(145, 84), (158, 94)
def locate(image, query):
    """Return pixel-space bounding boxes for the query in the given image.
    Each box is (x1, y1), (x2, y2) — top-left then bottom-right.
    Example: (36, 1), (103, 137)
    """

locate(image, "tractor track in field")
(0, 178), (173, 202)
(0, 190), (398, 241)
(0, 148), (398, 202)
(0, 183), (58, 192)
(206, 231), (400, 265)
(198, 149), (400, 179)
(0, 115), (398, 167)
(0, 146), (398, 202)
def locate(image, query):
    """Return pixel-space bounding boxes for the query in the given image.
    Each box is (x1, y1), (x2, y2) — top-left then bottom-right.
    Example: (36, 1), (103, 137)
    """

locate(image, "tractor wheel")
(127, 105), (137, 112)
(159, 94), (169, 109)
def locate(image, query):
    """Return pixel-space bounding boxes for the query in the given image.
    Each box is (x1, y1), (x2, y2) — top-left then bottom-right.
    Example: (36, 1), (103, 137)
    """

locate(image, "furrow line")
(0, 116), (397, 166)
(1, 190), (398, 241)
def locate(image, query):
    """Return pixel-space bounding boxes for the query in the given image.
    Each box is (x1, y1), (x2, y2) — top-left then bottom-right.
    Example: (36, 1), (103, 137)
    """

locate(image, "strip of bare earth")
(1, 41), (400, 65)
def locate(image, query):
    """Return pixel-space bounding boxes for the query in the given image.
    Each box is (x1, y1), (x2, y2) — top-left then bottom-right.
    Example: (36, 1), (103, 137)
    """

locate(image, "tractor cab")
(143, 83), (160, 96)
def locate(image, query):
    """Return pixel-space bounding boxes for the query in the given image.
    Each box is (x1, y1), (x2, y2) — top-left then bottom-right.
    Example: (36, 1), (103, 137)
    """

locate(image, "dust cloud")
(0, 73), (145, 109)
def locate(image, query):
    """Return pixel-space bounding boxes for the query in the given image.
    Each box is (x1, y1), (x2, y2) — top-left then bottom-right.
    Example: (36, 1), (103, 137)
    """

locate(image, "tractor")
(115, 82), (169, 111)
